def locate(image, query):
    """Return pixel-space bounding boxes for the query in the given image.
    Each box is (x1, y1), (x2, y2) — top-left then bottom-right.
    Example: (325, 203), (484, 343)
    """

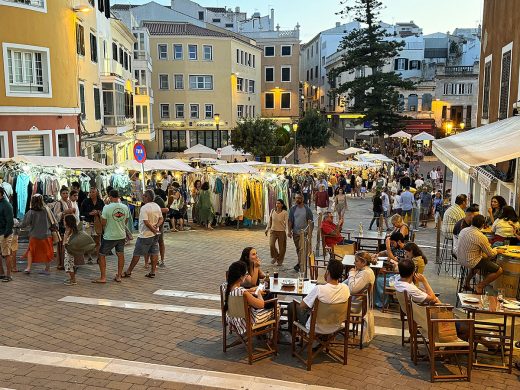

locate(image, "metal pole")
(293, 131), (298, 164)
(140, 162), (146, 193)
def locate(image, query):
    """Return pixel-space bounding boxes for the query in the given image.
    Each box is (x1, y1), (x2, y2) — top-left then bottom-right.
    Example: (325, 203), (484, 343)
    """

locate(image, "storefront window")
(163, 130), (187, 152)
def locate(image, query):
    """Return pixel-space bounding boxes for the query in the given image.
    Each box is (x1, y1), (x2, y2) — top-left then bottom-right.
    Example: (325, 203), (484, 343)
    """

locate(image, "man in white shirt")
(123, 190), (163, 278)
(394, 258), (440, 304)
(414, 175), (424, 189)
(293, 260), (350, 334)
(380, 188), (391, 230)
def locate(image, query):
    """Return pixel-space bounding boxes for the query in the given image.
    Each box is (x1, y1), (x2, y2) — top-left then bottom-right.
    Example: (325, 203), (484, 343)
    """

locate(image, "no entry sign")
(133, 142), (147, 163)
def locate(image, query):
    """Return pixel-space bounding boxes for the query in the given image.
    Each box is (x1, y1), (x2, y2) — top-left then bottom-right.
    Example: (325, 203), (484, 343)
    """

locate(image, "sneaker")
(159, 262), (165, 268)
(63, 280), (77, 286)
(2, 276), (13, 282)
(271, 258), (277, 264)
(293, 264), (300, 272)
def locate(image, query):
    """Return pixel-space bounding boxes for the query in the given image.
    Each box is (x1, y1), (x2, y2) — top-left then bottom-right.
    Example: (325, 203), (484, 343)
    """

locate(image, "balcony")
(135, 124), (155, 141)
(445, 66), (475, 76)
(1, 0), (46, 10)
(135, 86), (153, 97)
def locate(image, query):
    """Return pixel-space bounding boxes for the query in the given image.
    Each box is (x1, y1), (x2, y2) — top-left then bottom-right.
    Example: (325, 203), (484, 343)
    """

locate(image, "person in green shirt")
(93, 190), (130, 283)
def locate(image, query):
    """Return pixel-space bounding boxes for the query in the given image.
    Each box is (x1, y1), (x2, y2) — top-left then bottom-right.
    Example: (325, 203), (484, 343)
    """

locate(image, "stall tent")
(433, 116), (520, 212)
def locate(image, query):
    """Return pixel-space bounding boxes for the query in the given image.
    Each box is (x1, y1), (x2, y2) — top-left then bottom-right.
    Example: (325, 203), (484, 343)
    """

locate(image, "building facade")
(144, 22), (261, 156)
(0, 0), (80, 158)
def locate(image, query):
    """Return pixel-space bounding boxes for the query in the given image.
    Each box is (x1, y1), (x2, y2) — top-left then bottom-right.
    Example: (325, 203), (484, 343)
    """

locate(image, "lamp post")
(292, 122), (298, 164)
(214, 113), (220, 146)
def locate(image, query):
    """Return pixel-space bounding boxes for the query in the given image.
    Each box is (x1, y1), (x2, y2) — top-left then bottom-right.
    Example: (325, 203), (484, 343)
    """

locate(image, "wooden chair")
(407, 293), (474, 382)
(220, 287), (279, 364)
(381, 269), (399, 312)
(291, 298), (350, 371)
(347, 284), (372, 349)
(395, 290), (414, 358)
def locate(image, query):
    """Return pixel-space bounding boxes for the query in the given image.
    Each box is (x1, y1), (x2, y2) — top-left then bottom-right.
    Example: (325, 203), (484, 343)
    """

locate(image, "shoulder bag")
(44, 206), (61, 244)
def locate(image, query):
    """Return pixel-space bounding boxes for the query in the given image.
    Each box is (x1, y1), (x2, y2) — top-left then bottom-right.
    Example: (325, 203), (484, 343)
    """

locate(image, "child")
(63, 214), (78, 286)
(360, 179), (367, 199)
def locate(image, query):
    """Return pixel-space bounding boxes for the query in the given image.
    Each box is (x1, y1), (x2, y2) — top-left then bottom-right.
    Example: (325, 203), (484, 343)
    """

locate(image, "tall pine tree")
(331, 0), (414, 152)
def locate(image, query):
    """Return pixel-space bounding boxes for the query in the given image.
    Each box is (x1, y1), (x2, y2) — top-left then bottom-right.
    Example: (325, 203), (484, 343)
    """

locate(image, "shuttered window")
(482, 61), (491, 119)
(17, 135), (44, 156)
(499, 51), (512, 120)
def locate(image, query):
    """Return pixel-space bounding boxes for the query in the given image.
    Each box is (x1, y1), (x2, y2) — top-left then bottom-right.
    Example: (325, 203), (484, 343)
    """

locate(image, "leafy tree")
(297, 109), (331, 162)
(332, 0), (415, 152)
(230, 118), (279, 157)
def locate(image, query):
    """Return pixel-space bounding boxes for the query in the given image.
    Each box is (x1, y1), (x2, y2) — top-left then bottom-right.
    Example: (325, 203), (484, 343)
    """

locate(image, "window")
(281, 92), (291, 109)
(248, 80), (255, 93)
(189, 130), (226, 149)
(160, 103), (170, 119)
(188, 44), (197, 60)
(174, 74), (184, 89)
(236, 49), (239, 63)
(237, 105), (244, 118)
(189, 104), (199, 119)
(315, 65), (318, 78)
(237, 77), (244, 92)
(395, 58), (407, 71)
(93, 87), (101, 120)
(119, 47), (123, 65)
(281, 66), (291, 82)
(76, 23), (85, 56)
(203, 45), (213, 61)
(252, 55), (255, 68)
(482, 61), (492, 119)
(264, 46), (274, 57)
(102, 82), (125, 126)
(499, 50), (512, 120)
(175, 104), (184, 118)
(225, 23), (234, 28)
(4, 44), (51, 96)
(265, 67), (274, 82)
(123, 52), (128, 70)
(135, 105), (148, 125)
(321, 56), (325, 65)
(173, 44), (183, 60)
(158, 44), (167, 60)
(281, 45), (292, 56)
(79, 82), (86, 119)
(198, 11), (204, 20)
(205, 104), (213, 119)
(2, 0), (47, 11)
(90, 33), (97, 63)
(159, 74), (169, 90)
(212, 18), (221, 23)
(240, 50), (244, 64)
(310, 68), (313, 80)
(409, 60), (421, 70)
(265, 92), (274, 109)
(306, 69), (309, 81)
(112, 42), (118, 61)
(163, 130), (187, 152)
(247, 53), (251, 66)
(189, 75), (213, 90)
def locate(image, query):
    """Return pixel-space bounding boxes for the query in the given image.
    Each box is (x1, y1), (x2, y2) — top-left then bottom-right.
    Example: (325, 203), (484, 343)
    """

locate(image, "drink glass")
(497, 288), (505, 302)
(273, 271), (279, 279)
(481, 293), (490, 310)
(298, 272), (304, 292)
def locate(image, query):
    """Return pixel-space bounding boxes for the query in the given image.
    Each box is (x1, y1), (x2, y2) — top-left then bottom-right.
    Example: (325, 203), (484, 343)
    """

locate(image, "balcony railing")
(133, 51), (151, 62)
(135, 86), (153, 97)
(445, 66), (475, 76)
(3, 0), (45, 9)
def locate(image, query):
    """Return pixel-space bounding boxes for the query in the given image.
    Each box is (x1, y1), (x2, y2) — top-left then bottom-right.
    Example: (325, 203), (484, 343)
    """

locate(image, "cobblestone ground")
(1, 165), (519, 389)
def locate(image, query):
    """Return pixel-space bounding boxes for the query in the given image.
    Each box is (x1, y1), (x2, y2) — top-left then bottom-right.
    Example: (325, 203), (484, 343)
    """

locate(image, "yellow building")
(143, 22), (261, 155)
(0, 0), (80, 157)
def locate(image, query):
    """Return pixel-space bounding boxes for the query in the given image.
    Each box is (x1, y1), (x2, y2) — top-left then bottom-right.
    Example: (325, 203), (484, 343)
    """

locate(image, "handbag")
(430, 306), (458, 343)
(44, 206), (61, 244)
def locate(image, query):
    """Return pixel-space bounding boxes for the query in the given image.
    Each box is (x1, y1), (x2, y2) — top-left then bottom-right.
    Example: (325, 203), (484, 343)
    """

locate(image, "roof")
(206, 7), (227, 13)
(111, 4), (136, 10)
(142, 22), (232, 37)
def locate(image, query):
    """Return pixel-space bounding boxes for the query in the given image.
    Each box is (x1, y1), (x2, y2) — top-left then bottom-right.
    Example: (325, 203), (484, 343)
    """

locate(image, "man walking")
(288, 193), (313, 272)
(419, 187), (432, 228)
(400, 186), (414, 224)
(93, 190), (130, 283)
(124, 190), (163, 278)
(0, 187), (14, 282)
(380, 187), (391, 230)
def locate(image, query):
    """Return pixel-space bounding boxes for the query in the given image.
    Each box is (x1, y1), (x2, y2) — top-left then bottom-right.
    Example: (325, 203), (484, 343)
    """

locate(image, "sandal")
(91, 279), (106, 284)
(145, 273), (155, 278)
(24, 269), (31, 274)
(2, 276), (13, 282)
(121, 271), (131, 278)
(113, 275), (122, 283)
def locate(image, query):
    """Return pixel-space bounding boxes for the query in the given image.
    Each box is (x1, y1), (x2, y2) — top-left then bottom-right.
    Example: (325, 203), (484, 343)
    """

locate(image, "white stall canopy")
(209, 163), (258, 174)
(356, 153), (394, 163)
(8, 156), (108, 170)
(390, 130), (412, 139)
(337, 147), (368, 156)
(183, 144), (217, 158)
(120, 159), (195, 173)
(412, 132), (436, 141)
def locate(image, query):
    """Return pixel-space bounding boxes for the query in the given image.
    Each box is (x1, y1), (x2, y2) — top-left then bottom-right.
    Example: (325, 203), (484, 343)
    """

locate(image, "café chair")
(407, 293), (474, 382)
(347, 284), (372, 349)
(381, 269), (399, 313)
(395, 290), (413, 353)
(219, 287), (279, 364)
(291, 297), (350, 371)
(308, 252), (325, 282)
(455, 266), (483, 307)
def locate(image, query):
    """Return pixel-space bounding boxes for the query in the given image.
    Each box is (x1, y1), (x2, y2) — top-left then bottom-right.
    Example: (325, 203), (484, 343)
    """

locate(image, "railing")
(133, 51), (150, 62)
(445, 66), (475, 76)
(3, 0), (45, 8)
(135, 86), (152, 96)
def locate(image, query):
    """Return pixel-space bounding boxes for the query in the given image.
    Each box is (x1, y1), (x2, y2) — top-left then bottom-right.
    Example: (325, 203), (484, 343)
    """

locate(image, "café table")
(342, 255), (384, 270)
(353, 230), (387, 251)
(494, 246), (520, 300)
(458, 292), (520, 373)
(268, 277), (315, 297)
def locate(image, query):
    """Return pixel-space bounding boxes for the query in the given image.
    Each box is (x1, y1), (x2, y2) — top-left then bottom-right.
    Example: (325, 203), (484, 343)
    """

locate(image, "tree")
(297, 109), (331, 162)
(230, 117), (279, 158)
(332, 0), (415, 152)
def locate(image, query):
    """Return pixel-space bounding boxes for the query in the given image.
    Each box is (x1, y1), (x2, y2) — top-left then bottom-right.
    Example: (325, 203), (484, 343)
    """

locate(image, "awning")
(358, 130), (375, 136)
(82, 134), (131, 145)
(209, 163), (258, 174)
(337, 147), (368, 156)
(120, 159), (195, 173)
(9, 156), (108, 170)
(219, 145), (252, 157)
(356, 153), (394, 163)
(432, 116), (520, 174)
(390, 130), (412, 139)
(183, 143), (217, 157)
(412, 132), (435, 141)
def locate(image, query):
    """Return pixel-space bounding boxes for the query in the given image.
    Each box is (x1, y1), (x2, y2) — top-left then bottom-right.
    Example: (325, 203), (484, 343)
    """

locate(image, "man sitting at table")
(321, 212), (347, 248)
(394, 258), (440, 304)
(453, 205), (480, 254)
(378, 232), (406, 270)
(291, 260), (350, 334)
(457, 215), (505, 294)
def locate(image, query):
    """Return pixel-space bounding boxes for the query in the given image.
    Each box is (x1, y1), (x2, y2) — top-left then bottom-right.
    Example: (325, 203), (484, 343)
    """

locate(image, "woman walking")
(369, 191), (383, 230)
(53, 186), (76, 270)
(20, 194), (54, 274)
(197, 181), (214, 230)
(334, 187), (349, 219)
(265, 199), (289, 266)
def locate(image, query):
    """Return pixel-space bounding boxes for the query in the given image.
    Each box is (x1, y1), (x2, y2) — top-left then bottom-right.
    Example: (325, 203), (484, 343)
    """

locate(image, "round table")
(495, 246), (520, 299)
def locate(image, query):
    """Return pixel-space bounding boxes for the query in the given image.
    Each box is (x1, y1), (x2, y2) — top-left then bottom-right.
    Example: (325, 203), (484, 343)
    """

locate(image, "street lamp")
(292, 122), (298, 164)
(214, 113), (220, 131)
(445, 121), (453, 136)
(459, 122), (465, 131)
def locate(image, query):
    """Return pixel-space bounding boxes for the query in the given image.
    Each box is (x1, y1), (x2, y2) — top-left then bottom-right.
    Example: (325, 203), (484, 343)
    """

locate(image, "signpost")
(133, 142), (147, 194)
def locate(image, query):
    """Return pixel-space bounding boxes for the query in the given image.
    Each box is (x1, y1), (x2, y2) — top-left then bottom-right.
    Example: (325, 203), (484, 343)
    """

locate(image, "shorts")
(170, 209), (183, 219)
(99, 239), (125, 256)
(132, 236), (159, 257)
(475, 258), (500, 275)
(317, 206), (329, 215)
(0, 234), (14, 257)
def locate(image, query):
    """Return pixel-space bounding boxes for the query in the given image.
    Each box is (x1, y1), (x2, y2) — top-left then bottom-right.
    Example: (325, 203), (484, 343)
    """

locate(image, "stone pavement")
(0, 195), (519, 389)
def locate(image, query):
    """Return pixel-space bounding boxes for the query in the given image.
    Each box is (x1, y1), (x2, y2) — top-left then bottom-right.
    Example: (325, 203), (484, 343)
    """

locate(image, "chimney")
(270, 8), (275, 31)
(336, 22), (341, 27)
(235, 6), (240, 13)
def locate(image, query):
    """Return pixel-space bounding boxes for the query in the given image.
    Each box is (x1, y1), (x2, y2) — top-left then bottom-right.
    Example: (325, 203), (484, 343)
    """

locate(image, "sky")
(128, 0), (484, 42)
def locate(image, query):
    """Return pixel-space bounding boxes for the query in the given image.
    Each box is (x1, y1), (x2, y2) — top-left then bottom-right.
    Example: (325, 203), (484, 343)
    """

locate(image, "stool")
(437, 237), (455, 276)
(455, 265), (483, 307)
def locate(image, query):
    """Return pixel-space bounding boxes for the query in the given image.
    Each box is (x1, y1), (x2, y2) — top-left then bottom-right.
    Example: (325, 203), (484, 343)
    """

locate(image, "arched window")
(422, 93), (433, 111)
(408, 94), (418, 111)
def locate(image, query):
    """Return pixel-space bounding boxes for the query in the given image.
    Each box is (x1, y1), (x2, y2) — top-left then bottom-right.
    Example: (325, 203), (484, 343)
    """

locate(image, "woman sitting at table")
(403, 242), (427, 275)
(223, 261), (276, 335)
(345, 251), (376, 294)
(383, 214), (409, 258)
(239, 246), (265, 288)
(487, 195), (507, 225)
(491, 206), (520, 245)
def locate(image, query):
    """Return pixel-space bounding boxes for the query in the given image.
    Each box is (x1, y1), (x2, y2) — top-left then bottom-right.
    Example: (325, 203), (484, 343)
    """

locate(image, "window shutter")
(104, 0), (111, 19)
(417, 61), (421, 70)
(394, 59), (398, 70)
(404, 59), (409, 70)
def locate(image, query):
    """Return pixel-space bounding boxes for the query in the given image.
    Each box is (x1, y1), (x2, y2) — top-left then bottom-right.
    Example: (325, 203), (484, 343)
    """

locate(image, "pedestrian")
(288, 193), (314, 272)
(369, 191), (383, 230)
(71, 181), (87, 209)
(197, 181), (214, 230)
(53, 186), (76, 270)
(168, 184), (185, 232)
(380, 187), (391, 230)
(19, 194), (54, 274)
(334, 187), (349, 219)
(0, 187), (14, 282)
(62, 214), (81, 286)
(419, 188), (433, 228)
(93, 190), (130, 283)
(191, 179), (201, 223)
(393, 190), (402, 215)
(400, 187), (414, 224)
(80, 186), (105, 264)
(123, 190), (163, 279)
(433, 191), (443, 228)
(265, 199), (289, 266)
(314, 184), (329, 216)
(145, 190), (168, 268)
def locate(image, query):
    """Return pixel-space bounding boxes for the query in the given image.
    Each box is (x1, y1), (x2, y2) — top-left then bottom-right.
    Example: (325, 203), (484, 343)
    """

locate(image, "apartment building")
(144, 22), (261, 156)
(0, 0), (80, 157)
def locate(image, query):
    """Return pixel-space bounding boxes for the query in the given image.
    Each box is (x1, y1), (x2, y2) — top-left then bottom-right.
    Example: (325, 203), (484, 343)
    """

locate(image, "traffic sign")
(133, 142), (147, 163)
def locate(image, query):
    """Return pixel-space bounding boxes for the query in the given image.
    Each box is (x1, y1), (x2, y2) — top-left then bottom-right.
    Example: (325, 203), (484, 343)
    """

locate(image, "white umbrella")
(183, 143), (217, 158)
(390, 130), (412, 139)
(356, 153), (394, 163)
(358, 130), (375, 136)
(412, 132), (436, 141)
(219, 145), (252, 158)
(337, 147), (368, 156)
